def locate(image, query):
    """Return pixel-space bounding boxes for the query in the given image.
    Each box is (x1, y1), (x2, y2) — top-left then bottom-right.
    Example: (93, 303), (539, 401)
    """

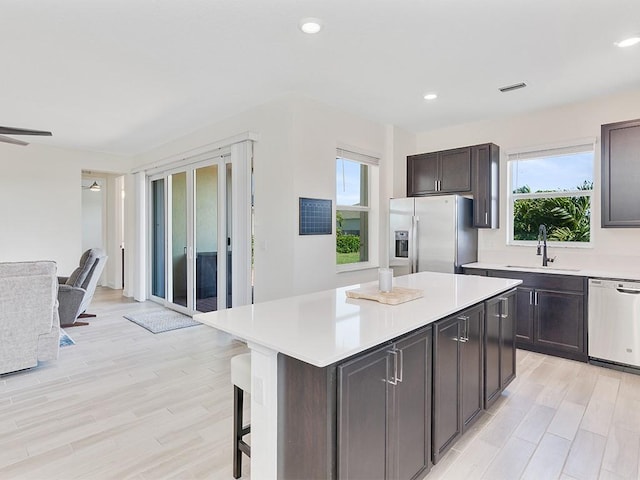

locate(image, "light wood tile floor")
(0, 288), (250, 480)
(1, 288), (640, 479)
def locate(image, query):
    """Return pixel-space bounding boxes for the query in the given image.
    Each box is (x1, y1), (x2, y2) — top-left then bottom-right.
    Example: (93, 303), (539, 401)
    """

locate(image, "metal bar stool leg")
(233, 385), (244, 479)
(231, 353), (251, 479)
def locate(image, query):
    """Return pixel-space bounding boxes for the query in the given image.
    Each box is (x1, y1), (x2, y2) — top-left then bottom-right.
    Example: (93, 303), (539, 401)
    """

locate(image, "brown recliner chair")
(57, 248), (108, 327)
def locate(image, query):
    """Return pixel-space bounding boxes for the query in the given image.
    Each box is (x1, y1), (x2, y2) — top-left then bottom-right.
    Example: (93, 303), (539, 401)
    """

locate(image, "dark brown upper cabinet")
(407, 147), (471, 196)
(602, 118), (640, 227)
(407, 143), (500, 228)
(471, 143), (500, 228)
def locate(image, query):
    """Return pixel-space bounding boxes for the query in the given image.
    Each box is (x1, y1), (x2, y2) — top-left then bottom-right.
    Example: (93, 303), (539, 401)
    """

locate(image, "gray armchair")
(58, 248), (107, 327)
(0, 261), (60, 375)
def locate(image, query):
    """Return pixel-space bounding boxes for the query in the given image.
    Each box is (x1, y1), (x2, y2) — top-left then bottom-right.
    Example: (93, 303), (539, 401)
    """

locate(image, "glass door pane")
(171, 172), (188, 307)
(226, 163), (233, 309)
(195, 165), (218, 312)
(151, 179), (165, 298)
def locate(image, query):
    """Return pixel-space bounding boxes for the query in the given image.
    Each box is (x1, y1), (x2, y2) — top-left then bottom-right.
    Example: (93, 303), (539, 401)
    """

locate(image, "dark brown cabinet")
(514, 287), (534, 345)
(407, 147), (471, 196)
(602, 118), (640, 227)
(471, 143), (500, 228)
(432, 304), (483, 463)
(407, 143), (500, 229)
(535, 288), (584, 356)
(477, 269), (587, 362)
(484, 290), (516, 408)
(338, 327), (432, 480)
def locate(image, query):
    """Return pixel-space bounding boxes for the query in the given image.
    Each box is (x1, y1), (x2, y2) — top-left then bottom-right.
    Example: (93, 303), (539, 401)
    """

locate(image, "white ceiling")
(1, 0), (639, 155)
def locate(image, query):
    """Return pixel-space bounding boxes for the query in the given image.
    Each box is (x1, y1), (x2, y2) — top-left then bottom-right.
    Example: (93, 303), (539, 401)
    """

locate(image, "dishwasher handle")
(616, 287), (640, 295)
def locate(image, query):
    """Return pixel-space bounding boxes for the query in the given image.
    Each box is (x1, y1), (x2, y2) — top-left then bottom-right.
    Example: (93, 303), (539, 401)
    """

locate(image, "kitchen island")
(195, 271), (521, 479)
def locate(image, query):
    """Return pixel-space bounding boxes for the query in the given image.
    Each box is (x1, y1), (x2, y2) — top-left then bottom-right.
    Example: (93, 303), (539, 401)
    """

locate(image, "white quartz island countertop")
(195, 271), (521, 368)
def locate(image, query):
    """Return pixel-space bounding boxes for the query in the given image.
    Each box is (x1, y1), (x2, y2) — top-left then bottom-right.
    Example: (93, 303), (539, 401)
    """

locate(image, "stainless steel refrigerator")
(389, 195), (477, 275)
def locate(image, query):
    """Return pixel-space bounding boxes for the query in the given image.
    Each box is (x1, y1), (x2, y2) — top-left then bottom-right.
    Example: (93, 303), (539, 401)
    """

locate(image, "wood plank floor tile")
(521, 433), (571, 480)
(562, 429), (607, 480)
(547, 400), (586, 441)
(601, 425), (640, 479)
(481, 436), (537, 480)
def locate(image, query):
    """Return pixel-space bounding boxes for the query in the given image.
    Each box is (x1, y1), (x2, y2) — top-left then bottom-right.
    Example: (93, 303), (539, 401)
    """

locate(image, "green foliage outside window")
(513, 181), (592, 242)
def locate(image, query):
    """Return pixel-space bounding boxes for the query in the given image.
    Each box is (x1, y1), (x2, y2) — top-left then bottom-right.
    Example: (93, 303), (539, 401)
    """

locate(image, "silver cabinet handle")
(465, 317), (469, 341)
(485, 212), (488, 224)
(529, 291), (533, 305)
(387, 350), (398, 385)
(434, 180), (438, 191)
(500, 297), (508, 318)
(534, 291), (539, 305)
(457, 315), (469, 342)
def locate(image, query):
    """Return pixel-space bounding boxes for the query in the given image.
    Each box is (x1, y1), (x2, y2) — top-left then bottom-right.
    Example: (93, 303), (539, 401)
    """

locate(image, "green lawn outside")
(336, 252), (361, 265)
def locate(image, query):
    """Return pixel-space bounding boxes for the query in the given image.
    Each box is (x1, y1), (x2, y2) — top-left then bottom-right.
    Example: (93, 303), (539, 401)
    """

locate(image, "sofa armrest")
(58, 276), (69, 285)
(58, 284), (86, 326)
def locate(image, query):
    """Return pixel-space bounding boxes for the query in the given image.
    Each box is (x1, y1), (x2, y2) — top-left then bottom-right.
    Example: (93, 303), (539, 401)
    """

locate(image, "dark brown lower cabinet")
(483, 270), (587, 362)
(514, 287), (534, 345)
(485, 290), (516, 408)
(535, 288), (584, 356)
(338, 327), (432, 480)
(432, 304), (484, 463)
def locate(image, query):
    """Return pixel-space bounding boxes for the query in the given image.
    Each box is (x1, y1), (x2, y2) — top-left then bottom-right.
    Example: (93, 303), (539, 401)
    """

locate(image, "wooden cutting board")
(345, 286), (424, 305)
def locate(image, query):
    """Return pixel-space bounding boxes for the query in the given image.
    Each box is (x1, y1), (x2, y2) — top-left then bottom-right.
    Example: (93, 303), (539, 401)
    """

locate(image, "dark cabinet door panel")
(471, 143), (499, 228)
(433, 317), (461, 462)
(461, 305), (484, 429)
(500, 291), (517, 388)
(602, 119), (640, 227)
(535, 289), (584, 353)
(338, 348), (390, 479)
(408, 153), (438, 196)
(484, 297), (502, 405)
(439, 148), (471, 193)
(515, 287), (534, 345)
(393, 329), (432, 480)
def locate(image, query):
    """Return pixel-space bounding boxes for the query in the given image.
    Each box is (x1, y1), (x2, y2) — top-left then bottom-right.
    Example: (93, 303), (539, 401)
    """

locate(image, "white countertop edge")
(463, 262), (640, 281)
(195, 273), (521, 368)
(198, 281), (520, 367)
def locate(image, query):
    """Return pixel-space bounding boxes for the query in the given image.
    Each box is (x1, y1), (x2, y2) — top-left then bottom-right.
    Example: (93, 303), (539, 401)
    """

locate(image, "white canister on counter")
(378, 268), (393, 293)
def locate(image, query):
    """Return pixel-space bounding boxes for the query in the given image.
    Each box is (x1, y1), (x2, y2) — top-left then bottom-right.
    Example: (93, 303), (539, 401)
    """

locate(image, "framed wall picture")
(299, 197), (332, 235)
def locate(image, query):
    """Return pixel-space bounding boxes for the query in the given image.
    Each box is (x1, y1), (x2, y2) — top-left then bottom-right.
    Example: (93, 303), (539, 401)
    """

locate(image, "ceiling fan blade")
(0, 126), (52, 136)
(0, 134), (29, 146)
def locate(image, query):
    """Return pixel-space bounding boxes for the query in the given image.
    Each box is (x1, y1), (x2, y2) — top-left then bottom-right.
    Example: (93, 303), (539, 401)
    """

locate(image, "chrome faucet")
(536, 224), (554, 266)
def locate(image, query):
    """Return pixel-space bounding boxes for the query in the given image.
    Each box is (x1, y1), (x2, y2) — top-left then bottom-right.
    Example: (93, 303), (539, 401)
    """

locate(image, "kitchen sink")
(505, 265), (581, 272)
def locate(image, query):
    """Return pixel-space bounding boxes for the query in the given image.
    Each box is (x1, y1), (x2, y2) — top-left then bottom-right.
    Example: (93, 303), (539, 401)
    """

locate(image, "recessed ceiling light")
(423, 93), (438, 101)
(299, 18), (323, 34)
(615, 36), (640, 48)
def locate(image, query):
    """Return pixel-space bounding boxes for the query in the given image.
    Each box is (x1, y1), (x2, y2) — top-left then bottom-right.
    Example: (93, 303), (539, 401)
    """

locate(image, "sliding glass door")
(149, 156), (233, 314)
(171, 171), (188, 308)
(151, 179), (165, 298)
(194, 164), (219, 312)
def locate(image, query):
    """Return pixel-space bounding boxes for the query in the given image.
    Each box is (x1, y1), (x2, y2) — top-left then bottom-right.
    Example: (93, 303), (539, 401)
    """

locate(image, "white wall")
(130, 96), (416, 302)
(415, 87), (640, 274)
(288, 98), (391, 292)
(0, 143), (128, 276)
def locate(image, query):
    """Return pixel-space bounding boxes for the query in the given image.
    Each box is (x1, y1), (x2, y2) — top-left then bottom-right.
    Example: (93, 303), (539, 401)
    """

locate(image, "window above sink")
(507, 140), (595, 248)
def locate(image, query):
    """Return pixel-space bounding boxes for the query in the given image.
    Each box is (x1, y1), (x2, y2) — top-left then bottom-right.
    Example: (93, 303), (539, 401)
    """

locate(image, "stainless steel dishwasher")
(588, 278), (640, 368)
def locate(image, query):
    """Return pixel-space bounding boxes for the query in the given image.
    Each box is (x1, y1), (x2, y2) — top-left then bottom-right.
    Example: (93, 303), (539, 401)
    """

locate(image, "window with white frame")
(336, 148), (379, 266)
(508, 142), (594, 244)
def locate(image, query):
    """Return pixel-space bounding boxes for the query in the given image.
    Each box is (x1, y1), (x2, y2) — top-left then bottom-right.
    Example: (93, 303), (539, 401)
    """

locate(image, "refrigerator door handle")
(411, 215), (419, 273)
